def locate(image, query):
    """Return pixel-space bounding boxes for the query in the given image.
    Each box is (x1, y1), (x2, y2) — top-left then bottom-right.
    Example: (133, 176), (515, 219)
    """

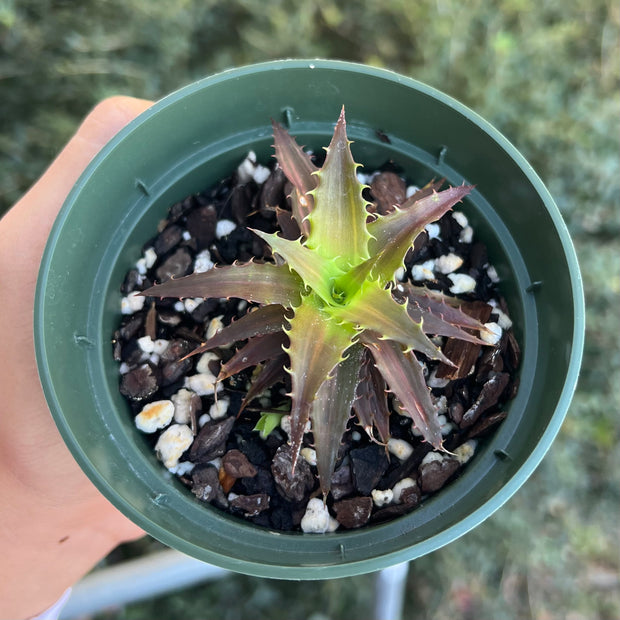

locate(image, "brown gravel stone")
(460, 372), (510, 428)
(271, 445), (314, 503)
(334, 496), (373, 529)
(230, 493), (270, 517)
(119, 363), (159, 401)
(223, 449), (258, 479)
(155, 247), (192, 281)
(188, 416), (235, 463)
(419, 456), (460, 493)
(192, 465), (228, 509)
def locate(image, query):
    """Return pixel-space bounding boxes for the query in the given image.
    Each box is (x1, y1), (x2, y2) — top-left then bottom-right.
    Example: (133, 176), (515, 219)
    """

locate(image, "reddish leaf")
(354, 348), (390, 444)
(398, 283), (491, 332)
(362, 333), (443, 450)
(184, 304), (288, 358)
(366, 185), (473, 284)
(284, 294), (357, 470)
(239, 354), (288, 414)
(142, 261), (303, 307)
(311, 344), (364, 496)
(272, 120), (317, 235)
(218, 332), (289, 381)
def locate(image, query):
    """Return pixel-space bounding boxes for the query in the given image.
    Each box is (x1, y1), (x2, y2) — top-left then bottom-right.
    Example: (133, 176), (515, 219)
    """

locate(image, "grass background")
(2, 1), (618, 618)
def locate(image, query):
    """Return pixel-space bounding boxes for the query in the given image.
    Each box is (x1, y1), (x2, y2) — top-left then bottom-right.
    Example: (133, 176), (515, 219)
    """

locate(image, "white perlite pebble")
(171, 389), (193, 424)
(435, 253), (464, 274)
(387, 438), (414, 461)
(394, 266), (406, 281)
(489, 301), (513, 329)
(481, 321), (503, 345)
(196, 351), (219, 375)
(301, 447), (317, 466)
(421, 451), (445, 466)
(452, 211), (468, 228)
(137, 335), (155, 354)
(411, 413), (451, 438)
(153, 339), (169, 355)
(459, 225), (474, 244)
(237, 151), (257, 184)
(138, 336), (169, 356)
(206, 316), (225, 340)
(428, 369), (450, 389)
(425, 222), (441, 239)
(439, 414), (453, 436)
(453, 440), (477, 465)
(209, 398), (230, 420)
(252, 164), (271, 185)
(434, 395), (448, 415)
(194, 249), (214, 273)
(392, 478), (416, 503)
(198, 413), (211, 427)
(300, 498), (339, 534)
(371, 489), (394, 507)
(411, 259), (436, 282)
(184, 372), (221, 396)
(121, 291), (145, 315)
(487, 265), (500, 283)
(194, 250), (215, 273)
(174, 301), (185, 312)
(280, 414), (311, 437)
(448, 273), (477, 294)
(134, 400), (175, 433)
(406, 184), (420, 198)
(184, 298), (203, 313)
(215, 219), (237, 239)
(168, 460), (195, 475)
(144, 247), (157, 269)
(155, 424), (193, 469)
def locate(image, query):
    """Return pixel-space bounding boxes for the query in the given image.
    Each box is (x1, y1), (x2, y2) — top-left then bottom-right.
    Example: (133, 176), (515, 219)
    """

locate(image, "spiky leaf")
(251, 230), (343, 305)
(218, 332), (288, 381)
(142, 262), (303, 307)
(305, 108), (372, 269)
(354, 348), (391, 444)
(367, 185), (473, 284)
(331, 279), (452, 364)
(399, 283), (493, 332)
(284, 293), (357, 469)
(184, 304), (288, 358)
(272, 119), (317, 235)
(362, 334), (443, 450)
(311, 343), (364, 496)
(239, 354), (288, 414)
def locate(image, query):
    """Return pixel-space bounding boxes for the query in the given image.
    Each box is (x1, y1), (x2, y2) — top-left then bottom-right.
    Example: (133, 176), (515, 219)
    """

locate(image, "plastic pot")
(35, 60), (584, 579)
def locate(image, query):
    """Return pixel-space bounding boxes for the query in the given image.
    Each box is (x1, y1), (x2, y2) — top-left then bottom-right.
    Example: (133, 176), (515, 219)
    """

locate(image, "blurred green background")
(2, 1), (618, 618)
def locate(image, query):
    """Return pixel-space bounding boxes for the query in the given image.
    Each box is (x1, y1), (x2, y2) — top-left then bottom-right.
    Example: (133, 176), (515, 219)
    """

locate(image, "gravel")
(113, 159), (521, 533)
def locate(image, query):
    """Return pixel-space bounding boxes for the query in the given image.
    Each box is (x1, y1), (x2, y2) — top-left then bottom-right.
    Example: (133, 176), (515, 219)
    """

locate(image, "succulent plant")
(143, 108), (490, 497)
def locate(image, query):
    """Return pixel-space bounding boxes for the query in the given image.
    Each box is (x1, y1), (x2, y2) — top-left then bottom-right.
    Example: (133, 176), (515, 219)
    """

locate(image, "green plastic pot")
(35, 60), (584, 579)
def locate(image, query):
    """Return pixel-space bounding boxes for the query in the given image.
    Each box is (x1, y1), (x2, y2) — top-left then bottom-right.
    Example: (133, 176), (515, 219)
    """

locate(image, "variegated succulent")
(144, 108), (490, 497)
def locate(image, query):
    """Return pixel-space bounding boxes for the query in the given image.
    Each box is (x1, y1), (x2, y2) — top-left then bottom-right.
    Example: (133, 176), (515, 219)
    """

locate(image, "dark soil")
(113, 157), (520, 533)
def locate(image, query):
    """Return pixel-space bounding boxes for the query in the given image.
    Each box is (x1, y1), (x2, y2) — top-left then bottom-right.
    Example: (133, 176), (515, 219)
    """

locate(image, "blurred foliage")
(2, 0), (619, 618)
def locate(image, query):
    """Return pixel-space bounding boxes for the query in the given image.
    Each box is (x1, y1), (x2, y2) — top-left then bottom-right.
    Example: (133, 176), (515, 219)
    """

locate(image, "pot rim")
(35, 59), (585, 578)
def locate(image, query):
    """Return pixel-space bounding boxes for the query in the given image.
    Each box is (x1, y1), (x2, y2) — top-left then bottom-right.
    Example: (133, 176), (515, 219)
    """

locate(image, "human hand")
(0, 96), (153, 620)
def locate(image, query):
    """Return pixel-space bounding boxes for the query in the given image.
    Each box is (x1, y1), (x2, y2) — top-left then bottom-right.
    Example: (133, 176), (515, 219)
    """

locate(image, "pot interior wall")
(36, 61), (582, 578)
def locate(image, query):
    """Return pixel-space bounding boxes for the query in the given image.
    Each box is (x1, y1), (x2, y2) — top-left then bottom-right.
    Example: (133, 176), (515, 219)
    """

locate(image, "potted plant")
(35, 59), (584, 579)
